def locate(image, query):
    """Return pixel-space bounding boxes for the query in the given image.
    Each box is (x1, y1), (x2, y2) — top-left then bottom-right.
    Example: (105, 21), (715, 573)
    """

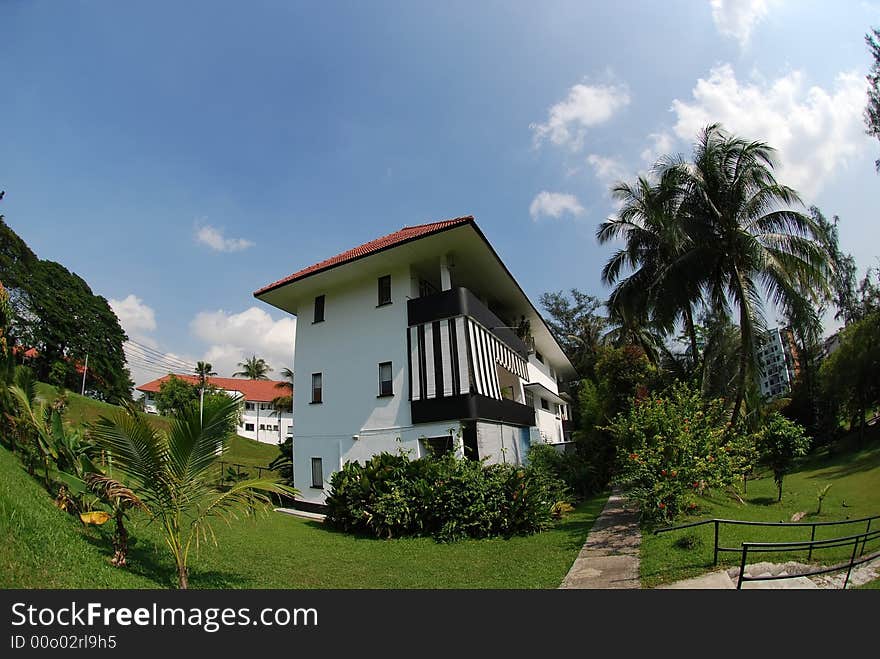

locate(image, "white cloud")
(586, 154), (628, 187)
(639, 131), (676, 165)
(710, 0), (769, 48)
(195, 223), (255, 252)
(670, 64), (870, 199)
(531, 82), (630, 150)
(109, 294), (156, 338)
(529, 191), (585, 220)
(110, 294), (198, 388)
(190, 306), (296, 378)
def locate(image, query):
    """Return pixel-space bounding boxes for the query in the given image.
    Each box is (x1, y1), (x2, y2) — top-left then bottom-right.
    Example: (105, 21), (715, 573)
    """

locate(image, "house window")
(245, 402), (254, 411)
(377, 275), (392, 306)
(311, 373), (322, 404)
(259, 424), (266, 431)
(541, 398), (549, 410)
(525, 390), (534, 408)
(311, 457), (323, 488)
(535, 351), (544, 364)
(244, 423), (254, 432)
(378, 362), (393, 396)
(422, 436), (453, 457)
(313, 295), (325, 323)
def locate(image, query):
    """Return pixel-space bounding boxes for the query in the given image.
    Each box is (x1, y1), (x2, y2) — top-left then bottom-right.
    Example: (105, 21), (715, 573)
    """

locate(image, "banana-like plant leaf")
(80, 511), (111, 525)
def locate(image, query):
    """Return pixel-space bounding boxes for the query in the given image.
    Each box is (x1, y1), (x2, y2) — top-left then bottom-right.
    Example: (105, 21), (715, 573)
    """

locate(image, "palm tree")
(232, 355), (272, 380)
(91, 395), (297, 588)
(597, 165), (703, 367)
(271, 367), (293, 442)
(673, 124), (829, 422)
(194, 361), (216, 389)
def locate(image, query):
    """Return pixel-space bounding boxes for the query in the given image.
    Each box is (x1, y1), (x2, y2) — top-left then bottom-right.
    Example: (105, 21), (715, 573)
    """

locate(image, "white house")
(254, 215), (576, 505)
(136, 374), (293, 445)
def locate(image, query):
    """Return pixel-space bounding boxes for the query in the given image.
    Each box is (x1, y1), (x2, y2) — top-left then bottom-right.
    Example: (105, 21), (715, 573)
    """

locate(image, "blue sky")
(2, 1), (879, 386)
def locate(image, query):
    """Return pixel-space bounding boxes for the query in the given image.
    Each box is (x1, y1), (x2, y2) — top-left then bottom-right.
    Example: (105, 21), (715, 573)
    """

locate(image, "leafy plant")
(83, 473), (148, 567)
(754, 412), (811, 502)
(91, 395), (298, 588)
(816, 483), (832, 515)
(325, 452), (568, 542)
(607, 382), (750, 523)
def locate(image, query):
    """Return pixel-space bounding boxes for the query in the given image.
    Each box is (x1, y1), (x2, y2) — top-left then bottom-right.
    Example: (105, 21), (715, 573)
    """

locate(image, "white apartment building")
(254, 216), (576, 505)
(757, 327), (799, 399)
(136, 374), (293, 445)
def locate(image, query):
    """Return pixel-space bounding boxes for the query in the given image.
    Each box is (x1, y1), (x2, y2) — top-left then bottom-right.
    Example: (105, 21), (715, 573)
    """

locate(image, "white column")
(440, 253), (453, 291)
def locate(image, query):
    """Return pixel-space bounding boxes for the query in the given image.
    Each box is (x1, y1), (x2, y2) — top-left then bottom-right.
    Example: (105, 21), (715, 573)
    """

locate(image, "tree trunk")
(111, 509), (127, 568)
(684, 305), (699, 372)
(177, 564), (188, 590)
(776, 476), (783, 502)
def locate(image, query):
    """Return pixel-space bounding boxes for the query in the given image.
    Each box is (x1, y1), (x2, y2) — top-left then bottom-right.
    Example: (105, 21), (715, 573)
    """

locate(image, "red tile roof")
(254, 215), (474, 296)
(136, 374), (292, 402)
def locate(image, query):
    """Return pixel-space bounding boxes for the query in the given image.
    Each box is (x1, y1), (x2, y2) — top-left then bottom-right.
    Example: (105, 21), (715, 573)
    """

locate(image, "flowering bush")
(606, 382), (752, 524)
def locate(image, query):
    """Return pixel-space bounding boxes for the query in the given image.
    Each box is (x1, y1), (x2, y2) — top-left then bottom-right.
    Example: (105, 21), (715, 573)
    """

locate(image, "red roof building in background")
(136, 374), (293, 445)
(136, 373), (291, 402)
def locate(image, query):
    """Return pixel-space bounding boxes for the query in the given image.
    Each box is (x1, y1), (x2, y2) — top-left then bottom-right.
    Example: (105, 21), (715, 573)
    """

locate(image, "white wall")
(534, 408), (563, 444)
(475, 422), (529, 465)
(139, 392), (290, 445)
(526, 356), (559, 394)
(292, 263), (418, 503)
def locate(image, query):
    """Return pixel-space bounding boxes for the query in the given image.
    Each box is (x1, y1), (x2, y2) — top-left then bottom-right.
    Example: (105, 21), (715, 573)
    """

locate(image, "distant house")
(254, 215), (576, 505)
(136, 374), (292, 445)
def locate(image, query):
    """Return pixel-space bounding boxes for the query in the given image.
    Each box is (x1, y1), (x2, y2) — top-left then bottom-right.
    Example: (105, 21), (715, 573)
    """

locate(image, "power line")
(125, 340), (198, 369)
(124, 343), (198, 371)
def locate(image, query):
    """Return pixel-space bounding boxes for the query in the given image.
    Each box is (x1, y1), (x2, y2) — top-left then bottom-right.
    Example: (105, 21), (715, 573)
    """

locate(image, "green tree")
(194, 361), (216, 388)
(91, 395), (297, 588)
(0, 218), (132, 401)
(754, 412), (811, 501)
(670, 124), (829, 422)
(154, 375), (200, 417)
(538, 289), (606, 380)
(864, 27), (880, 170)
(820, 311), (880, 444)
(233, 355), (272, 380)
(598, 165), (702, 368)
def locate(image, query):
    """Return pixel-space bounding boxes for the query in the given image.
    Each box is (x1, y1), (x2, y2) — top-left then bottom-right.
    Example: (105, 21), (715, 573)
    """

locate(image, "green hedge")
(325, 452), (568, 542)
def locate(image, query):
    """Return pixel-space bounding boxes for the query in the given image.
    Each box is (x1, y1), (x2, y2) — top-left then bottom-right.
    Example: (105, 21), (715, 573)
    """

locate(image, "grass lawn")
(640, 432), (880, 588)
(0, 443), (607, 589)
(33, 382), (281, 471)
(35, 382), (170, 433)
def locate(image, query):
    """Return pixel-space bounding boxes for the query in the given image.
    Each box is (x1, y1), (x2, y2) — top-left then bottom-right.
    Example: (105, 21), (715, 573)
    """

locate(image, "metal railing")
(216, 460), (276, 482)
(736, 528), (880, 589)
(655, 514), (880, 565)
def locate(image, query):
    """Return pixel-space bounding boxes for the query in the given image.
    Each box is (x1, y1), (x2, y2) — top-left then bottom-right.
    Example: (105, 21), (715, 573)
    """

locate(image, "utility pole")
(80, 354), (89, 395)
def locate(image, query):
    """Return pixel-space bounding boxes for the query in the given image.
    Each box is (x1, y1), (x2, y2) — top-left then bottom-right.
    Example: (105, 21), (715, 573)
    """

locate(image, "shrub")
(324, 452), (568, 541)
(526, 442), (599, 499)
(754, 412), (811, 502)
(606, 382), (750, 524)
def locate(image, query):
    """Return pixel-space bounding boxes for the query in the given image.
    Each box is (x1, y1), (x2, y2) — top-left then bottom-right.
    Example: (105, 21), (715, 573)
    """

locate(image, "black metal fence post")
(737, 545), (748, 590)
(843, 538), (860, 589)
(713, 520), (719, 566)
(861, 519), (872, 557)
(808, 524), (816, 561)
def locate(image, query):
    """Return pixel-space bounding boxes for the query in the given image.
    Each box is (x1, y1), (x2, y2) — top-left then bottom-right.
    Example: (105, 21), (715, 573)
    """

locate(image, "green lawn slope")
(641, 433), (880, 587)
(0, 442), (608, 589)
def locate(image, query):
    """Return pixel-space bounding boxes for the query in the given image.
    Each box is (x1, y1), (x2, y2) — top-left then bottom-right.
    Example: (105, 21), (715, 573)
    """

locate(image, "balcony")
(407, 287), (529, 358)
(411, 393), (535, 427)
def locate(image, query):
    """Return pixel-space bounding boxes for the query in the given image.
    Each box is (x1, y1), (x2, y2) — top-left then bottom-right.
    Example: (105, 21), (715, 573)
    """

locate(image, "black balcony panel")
(407, 287), (528, 358)
(411, 393), (535, 427)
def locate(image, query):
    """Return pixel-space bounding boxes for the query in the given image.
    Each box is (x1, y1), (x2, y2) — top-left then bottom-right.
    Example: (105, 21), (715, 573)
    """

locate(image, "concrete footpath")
(559, 490), (641, 589)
